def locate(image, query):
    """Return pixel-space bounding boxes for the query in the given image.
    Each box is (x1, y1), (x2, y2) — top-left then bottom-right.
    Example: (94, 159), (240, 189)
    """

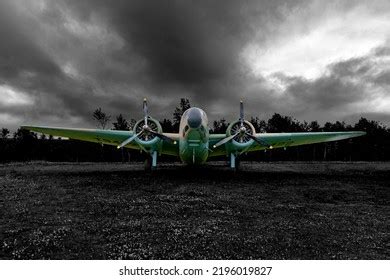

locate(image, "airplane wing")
(21, 126), (180, 156)
(209, 131), (366, 157)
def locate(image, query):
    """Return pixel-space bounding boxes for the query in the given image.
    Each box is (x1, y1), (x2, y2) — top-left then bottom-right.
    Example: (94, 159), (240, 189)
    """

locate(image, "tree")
(1, 128), (10, 139)
(354, 118), (385, 135)
(93, 107), (111, 129)
(13, 128), (37, 141)
(212, 119), (229, 133)
(128, 119), (136, 130)
(307, 121), (322, 160)
(250, 117), (267, 133)
(112, 114), (130, 130)
(308, 121), (321, 132)
(173, 98), (191, 130)
(300, 121), (309, 131)
(92, 107), (111, 161)
(353, 118), (389, 161)
(323, 121), (346, 132)
(267, 113), (301, 132)
(160, 118), (174, 133)
(12, 128), (38, 161)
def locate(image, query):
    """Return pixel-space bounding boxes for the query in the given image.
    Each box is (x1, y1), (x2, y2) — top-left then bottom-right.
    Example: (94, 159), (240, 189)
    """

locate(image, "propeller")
(213, 100), (270, 149)
(117, 130), (143, 149)
(117, 98), (176, 149)
(143, 98), (148, 127)
(240, 100), (244, 126)
(246, 133), (272, 148)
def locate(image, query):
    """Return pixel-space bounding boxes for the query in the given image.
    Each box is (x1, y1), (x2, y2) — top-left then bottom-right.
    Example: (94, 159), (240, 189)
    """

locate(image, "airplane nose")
(187, 108), (202, 128)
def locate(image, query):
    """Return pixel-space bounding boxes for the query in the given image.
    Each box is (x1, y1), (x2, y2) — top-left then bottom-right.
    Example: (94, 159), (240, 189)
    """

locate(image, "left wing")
(22, 125), (136, 146)
(21, 126), (180, 156)
(209, 131), (366, 157)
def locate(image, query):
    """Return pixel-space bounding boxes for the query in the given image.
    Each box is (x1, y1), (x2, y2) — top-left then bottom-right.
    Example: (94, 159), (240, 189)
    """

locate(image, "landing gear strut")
(144, 150), (158, 171)
(230, 153), (240, 171)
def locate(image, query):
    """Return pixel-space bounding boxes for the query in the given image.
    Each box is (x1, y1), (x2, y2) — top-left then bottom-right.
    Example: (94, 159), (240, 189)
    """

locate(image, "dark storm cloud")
(1, 0), (390, 131)
(374, 70), (390, 86)
(50, 0), (308, 117)
(279, 46), (390, 123)
(63, 0), (296, 85)
(0, 1), (81, 123)
(374, 46), (390, 57)
(0, 1), (61, 80)
(0, 0), (126, 127)
(0, 0), (306, 130)
(284, 75), (364, 111)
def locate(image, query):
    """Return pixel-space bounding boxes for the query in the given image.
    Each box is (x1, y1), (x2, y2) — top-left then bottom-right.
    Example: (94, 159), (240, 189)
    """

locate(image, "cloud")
(0, 85), (34, 107)
(0, 0), (390, 132)
(274, 45), (390, 123)
(0, 1), (61, 80)
(243, 1), (390, 79)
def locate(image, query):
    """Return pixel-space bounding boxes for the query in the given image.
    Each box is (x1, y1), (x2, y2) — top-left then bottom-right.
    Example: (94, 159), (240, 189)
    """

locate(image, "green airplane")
(22, 99), (366, 170)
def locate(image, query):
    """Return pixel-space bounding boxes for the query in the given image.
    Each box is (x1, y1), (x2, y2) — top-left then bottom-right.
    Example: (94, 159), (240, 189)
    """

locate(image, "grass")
(0, 161), (389, 259)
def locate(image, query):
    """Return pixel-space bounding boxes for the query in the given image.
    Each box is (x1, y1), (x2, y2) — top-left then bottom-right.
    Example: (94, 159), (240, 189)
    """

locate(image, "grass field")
(0, 161), (389, 259)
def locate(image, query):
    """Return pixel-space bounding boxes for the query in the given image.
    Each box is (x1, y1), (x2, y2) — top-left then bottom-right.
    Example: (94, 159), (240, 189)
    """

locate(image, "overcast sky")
(1, 0), (390, 131)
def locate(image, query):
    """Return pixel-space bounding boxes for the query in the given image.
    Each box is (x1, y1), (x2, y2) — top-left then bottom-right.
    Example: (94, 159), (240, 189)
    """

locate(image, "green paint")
(21, 107), (366, 167)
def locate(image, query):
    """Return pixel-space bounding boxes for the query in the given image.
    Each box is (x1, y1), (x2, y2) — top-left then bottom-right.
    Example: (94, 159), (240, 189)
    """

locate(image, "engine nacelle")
(133, 117), (162, 148)
(226, 120), (256, 150)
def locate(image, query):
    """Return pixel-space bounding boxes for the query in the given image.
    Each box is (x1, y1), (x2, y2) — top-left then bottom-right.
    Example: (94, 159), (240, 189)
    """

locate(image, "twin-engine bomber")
(22, 99), (366, 170)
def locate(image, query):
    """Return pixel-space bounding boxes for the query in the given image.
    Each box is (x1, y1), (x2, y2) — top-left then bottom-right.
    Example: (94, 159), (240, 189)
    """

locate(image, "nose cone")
(187, 108), (202, 128)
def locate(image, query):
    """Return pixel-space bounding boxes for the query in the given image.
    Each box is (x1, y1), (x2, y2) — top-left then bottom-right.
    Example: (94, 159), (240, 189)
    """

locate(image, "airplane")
(22, 99), (366, 170)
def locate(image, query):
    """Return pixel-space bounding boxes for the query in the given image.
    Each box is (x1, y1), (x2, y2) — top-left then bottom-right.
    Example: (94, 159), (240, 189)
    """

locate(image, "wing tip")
(21, 125), (47, 131)
(21, 125), (33, 130)
(355, 131), (367, 136)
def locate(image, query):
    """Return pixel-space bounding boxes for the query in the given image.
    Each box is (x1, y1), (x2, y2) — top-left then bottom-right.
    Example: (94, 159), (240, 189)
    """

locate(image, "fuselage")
(179, 107), (209, 164)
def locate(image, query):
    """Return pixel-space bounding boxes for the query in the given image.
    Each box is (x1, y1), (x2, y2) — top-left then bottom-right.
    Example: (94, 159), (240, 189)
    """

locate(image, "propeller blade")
(149, 130), (177, 144)
(143, 98), (148, 126)
(245, 133), (271, 148)
(239, 100), (244, 126)
(212, 132), (239, 149)
(117, 130), (143, 149)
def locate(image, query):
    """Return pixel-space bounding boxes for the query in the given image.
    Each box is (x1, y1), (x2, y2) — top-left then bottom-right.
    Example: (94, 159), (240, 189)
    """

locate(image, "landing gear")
(144, 150), (158, 171)
(230, 153), (236, 169)
(230, 153), (240, 172)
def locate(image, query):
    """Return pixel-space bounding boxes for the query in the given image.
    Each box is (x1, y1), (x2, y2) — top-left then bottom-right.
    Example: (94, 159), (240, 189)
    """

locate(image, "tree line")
(1, 98), (389, 162)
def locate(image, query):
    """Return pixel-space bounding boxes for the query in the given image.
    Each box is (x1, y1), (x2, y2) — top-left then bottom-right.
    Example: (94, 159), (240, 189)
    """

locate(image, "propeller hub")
(239, 126), (247, 133)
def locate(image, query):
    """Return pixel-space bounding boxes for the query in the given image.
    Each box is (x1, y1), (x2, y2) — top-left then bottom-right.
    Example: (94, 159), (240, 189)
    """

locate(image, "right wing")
(251, 131), (366, 150)
(209, 131), (366, 157)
